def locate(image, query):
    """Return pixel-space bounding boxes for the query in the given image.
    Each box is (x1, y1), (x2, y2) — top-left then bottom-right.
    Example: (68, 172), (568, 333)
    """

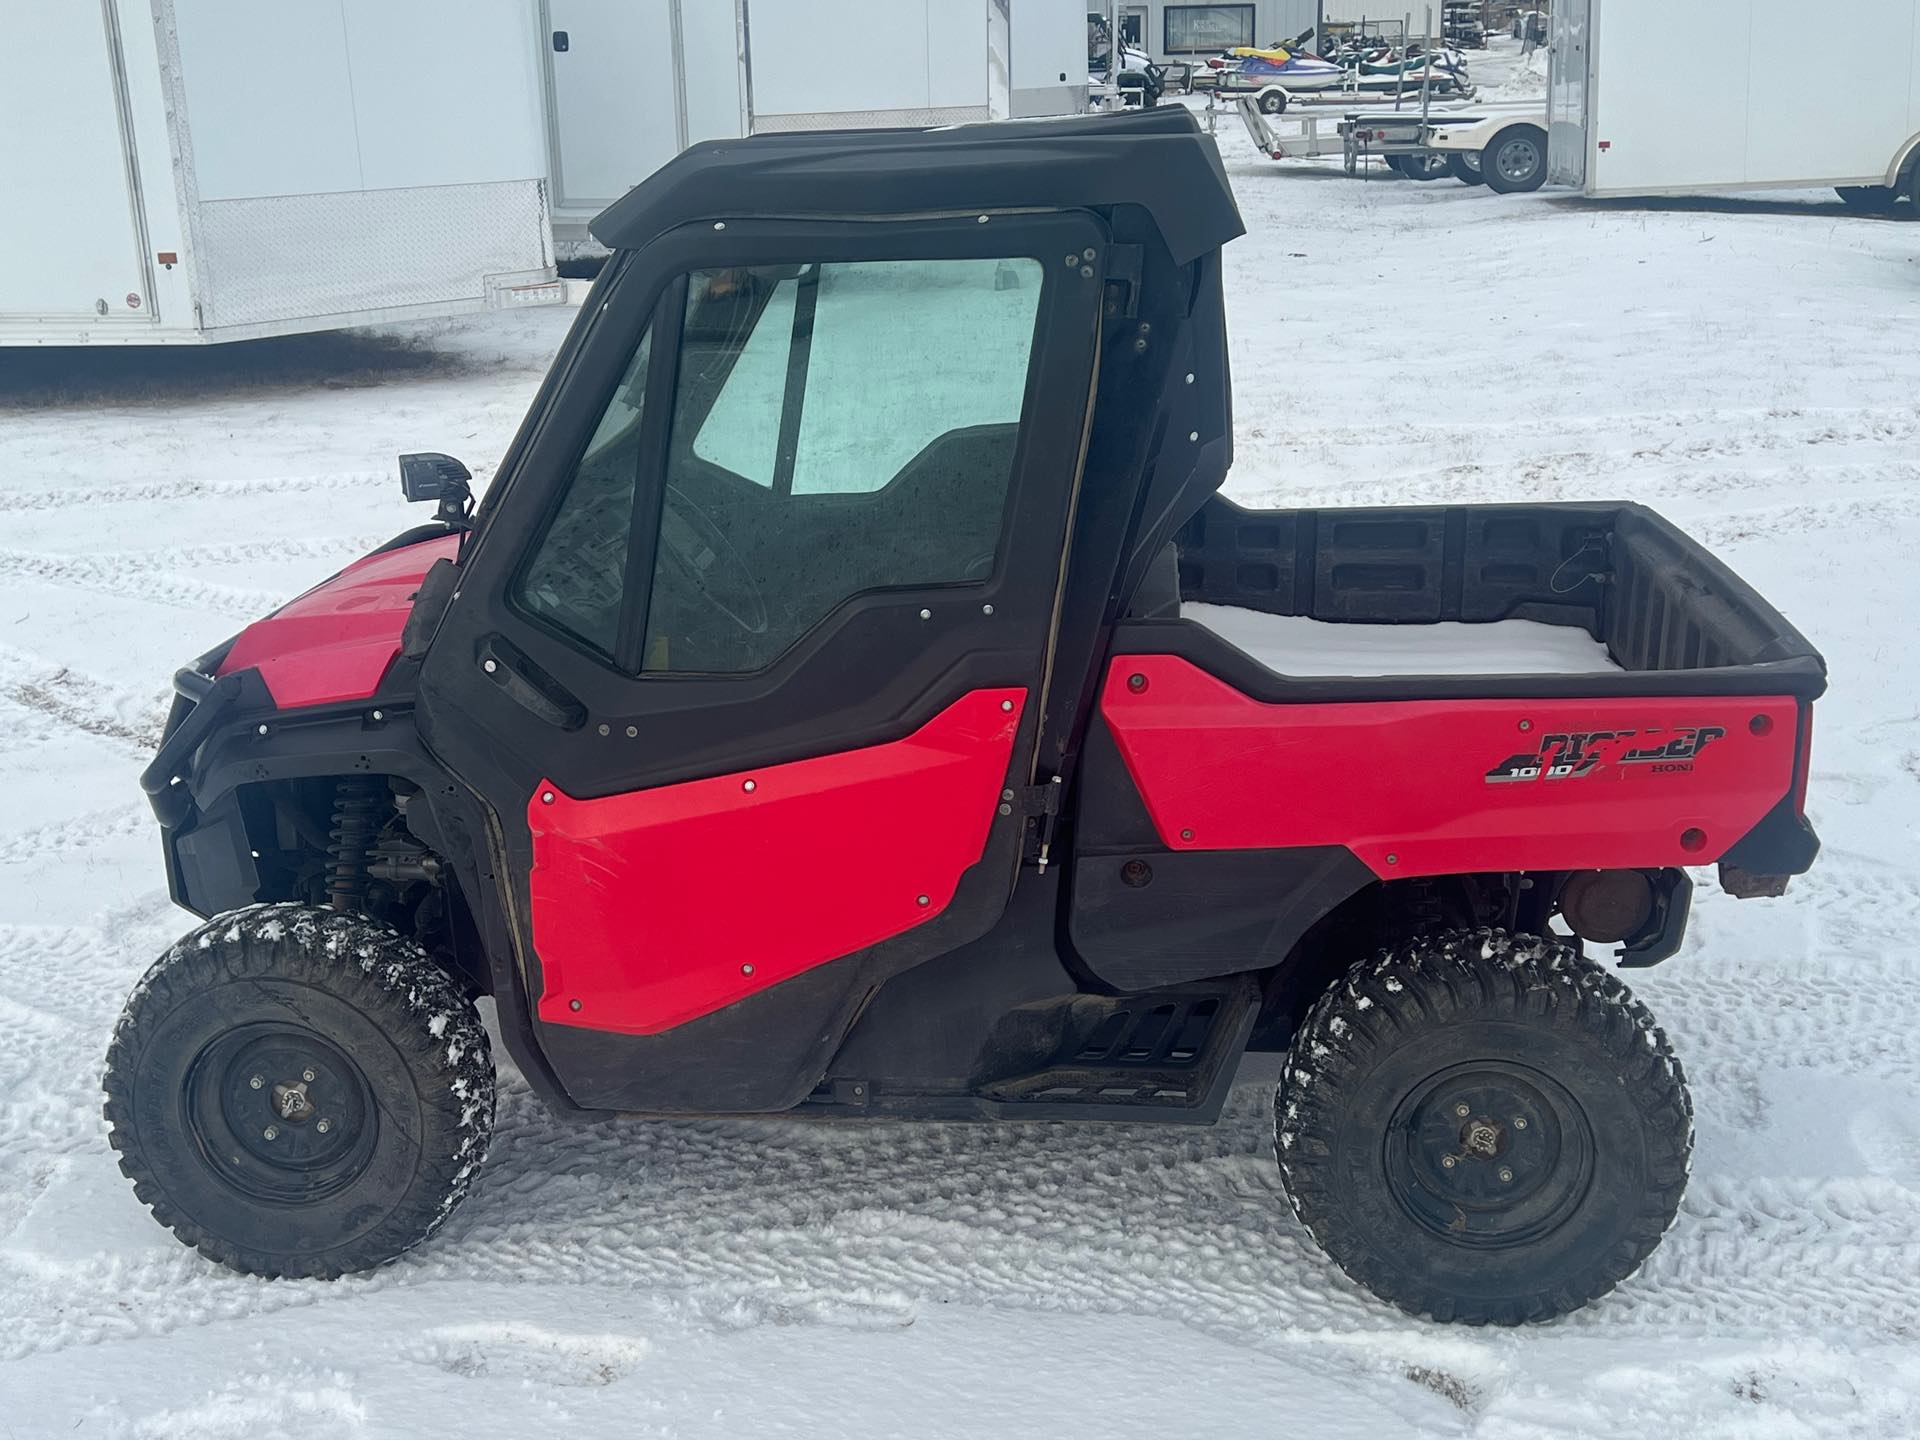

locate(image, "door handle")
(552, 30), (569, 52)
(478, 636), (587, 731)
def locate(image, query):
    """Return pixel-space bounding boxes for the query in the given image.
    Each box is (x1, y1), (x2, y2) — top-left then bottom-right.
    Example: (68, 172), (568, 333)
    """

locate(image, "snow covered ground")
(6, 43), (1920, 1439)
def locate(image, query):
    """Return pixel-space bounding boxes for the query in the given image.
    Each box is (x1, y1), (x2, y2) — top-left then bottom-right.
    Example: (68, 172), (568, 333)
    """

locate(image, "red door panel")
(528, 688), (1026, 1034)
(1101, 657), (1797, 879)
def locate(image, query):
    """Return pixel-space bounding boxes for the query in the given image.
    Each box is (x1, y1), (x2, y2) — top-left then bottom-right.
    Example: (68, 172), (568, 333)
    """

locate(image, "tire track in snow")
(0, 547), (286, 619)
(10, 1062), (1916, 1363)
(0, 646), (169, 753)
(1248, 404), (1920, 465)
(0, 469), (389, 516)
(0, 802), (149, 866)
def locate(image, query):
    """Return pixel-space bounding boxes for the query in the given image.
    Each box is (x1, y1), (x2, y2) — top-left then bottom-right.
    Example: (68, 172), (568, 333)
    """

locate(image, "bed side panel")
(1175, 497), (1613, 629)
(1099, 656), (1798, 880)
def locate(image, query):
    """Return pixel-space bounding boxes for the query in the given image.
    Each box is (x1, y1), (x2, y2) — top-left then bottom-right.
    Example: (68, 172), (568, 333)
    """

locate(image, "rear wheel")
(1275, 928), (1692, 1324)
(1483, 125), (1548, 193)
(1447, 152), (1485, 185)
(104, 903), (495, 1279)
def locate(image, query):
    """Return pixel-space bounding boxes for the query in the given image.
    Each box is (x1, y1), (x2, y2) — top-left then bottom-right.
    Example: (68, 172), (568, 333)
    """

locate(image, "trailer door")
(0, 4), (151, 325)
(543, 0), (685, 216)
(1546, 0), (1592, 188)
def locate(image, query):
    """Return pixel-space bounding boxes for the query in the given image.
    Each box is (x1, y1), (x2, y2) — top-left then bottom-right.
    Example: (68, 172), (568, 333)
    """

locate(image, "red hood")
(218, 534), (459, 709)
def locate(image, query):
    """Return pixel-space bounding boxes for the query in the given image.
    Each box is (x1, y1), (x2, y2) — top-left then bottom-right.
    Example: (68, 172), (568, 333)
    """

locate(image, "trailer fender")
(1888, 130), (1920, 190)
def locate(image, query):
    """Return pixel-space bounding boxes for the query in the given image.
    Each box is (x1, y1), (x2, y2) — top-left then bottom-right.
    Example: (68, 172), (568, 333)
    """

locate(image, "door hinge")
(1014, 775), (1064, 873)
(1102, 244), (1144, 320)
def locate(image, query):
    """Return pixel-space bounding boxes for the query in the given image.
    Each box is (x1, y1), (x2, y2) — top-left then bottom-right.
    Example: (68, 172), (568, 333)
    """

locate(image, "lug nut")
(1441, 1155), (1457, 1169)
(1513, 1116), (1528, 1130)
(302, 1069), (316, 1083)
(263, 1126), (279, 1141)
(249, 1075), (264, 1090)
(1455, 1103), (1470, 1118)
(1498, 1167), (1514, 1183)
(316, 1119), (332, 1135)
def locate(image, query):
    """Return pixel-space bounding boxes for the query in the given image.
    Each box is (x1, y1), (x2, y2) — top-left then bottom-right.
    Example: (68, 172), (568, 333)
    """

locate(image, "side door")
(0, 2), (152, 326)
(542, 0), (683, 216)
(417, 210), (1106, 1111)
(1545, 0), (1591, 189)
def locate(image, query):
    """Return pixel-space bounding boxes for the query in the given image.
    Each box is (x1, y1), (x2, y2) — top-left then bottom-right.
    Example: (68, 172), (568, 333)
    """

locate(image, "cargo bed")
(1115, 498), (1827, 702)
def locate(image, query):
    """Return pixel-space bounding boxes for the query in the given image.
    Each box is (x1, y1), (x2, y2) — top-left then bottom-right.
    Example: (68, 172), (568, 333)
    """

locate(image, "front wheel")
(1483, 125), (1548, 193)
(1258, 88), (1288, 115)
(103, 904), (496, 1279)
(1275, 929), (1692, 1324)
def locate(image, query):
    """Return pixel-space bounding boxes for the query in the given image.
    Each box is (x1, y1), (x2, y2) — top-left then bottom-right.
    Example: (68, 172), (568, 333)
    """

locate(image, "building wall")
(1115, 2), (1320, 62)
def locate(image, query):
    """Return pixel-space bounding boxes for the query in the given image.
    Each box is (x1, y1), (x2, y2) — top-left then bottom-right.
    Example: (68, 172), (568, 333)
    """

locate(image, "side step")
(978, 976), (1259, 1113)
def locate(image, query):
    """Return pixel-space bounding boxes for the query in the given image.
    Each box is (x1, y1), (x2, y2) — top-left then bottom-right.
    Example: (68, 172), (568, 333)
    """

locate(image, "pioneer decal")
(1484, 726), (1726, 784)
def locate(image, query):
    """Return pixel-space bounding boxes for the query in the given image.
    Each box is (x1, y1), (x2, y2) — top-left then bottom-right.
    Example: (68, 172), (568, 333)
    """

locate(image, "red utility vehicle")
(108, 108), (1823, 1324)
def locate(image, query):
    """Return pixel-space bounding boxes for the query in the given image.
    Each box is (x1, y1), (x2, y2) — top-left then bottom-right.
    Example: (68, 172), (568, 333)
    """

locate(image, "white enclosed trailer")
(0, 1), (562, 347)
(1548, 0), (1920, 201)
(541, 0), (1088, 254)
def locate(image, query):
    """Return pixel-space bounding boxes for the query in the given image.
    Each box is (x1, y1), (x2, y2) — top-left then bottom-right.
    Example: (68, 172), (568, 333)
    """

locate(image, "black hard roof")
(590, 106), (1245, 265)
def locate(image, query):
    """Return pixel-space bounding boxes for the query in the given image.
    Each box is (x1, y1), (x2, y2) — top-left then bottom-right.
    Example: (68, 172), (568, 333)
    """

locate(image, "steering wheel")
(656, 485), (769, 637)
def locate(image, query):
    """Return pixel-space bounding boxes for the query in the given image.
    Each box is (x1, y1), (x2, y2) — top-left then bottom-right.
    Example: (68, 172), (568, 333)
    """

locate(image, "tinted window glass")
(641, 257), (1043, 675)
(1164, 4), (1254, 53)
(516, 327), (651, 657)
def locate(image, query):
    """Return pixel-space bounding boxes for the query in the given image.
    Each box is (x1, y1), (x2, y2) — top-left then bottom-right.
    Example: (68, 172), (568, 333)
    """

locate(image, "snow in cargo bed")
(1184, 603), (1621, 675)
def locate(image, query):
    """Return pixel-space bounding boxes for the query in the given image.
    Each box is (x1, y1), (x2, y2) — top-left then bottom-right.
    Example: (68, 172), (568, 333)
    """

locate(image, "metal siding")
(170, 0), (365, 199)
(193, 180), (550, 329)
(749, 0), (938, 117)
(1743, 0), (1913, 184)
(680, 0), (747, 144)
(1588, 0), (1752, 193)
(341, 0), (546, 190)
(0, 1), (151, 323)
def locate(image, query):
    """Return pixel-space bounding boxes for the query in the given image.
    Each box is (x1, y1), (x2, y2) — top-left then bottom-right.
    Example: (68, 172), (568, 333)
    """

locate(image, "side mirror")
(398, 452), (474, 529)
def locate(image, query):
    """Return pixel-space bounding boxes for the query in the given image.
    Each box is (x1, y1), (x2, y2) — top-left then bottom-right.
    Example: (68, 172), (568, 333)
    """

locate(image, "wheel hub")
(1498, 140), (1539, 182)
(271, 1079), (314, 1123)
(1461, 1117), (1502, 1159)
(1385, 1062), (1595, 1250)
(187, 1024), (378, 1203)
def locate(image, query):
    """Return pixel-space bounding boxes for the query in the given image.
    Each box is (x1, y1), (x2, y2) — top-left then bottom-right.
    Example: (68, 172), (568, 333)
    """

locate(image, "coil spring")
(326, 778), (385, 911)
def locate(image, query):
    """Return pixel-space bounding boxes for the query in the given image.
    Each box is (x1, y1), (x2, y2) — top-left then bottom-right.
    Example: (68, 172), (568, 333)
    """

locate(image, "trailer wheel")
(1447, 152), (1485, 186)
(103, 903), (495, 1280)
(1482, 125), (1548, 193)
(1274, 928), (1692, 1325)
(1835, 186), (1896, 212)
(1396, 152), (1451, 181)
(1258, 88), (1289, 115)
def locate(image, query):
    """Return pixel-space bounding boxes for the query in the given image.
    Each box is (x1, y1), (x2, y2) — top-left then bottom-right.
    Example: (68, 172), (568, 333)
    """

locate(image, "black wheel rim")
(1383, 1060), (1595, 1250)
(184, 1023), (379, 1204)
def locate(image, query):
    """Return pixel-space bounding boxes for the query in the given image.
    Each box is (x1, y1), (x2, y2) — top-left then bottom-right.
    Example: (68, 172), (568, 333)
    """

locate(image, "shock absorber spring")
(326, 778), (385, 912)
